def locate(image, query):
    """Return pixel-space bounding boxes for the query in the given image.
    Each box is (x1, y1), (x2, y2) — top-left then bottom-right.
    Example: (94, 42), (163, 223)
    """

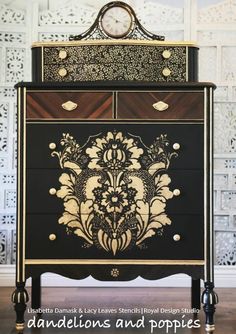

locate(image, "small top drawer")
(26, 91), (113, 119)
(117, 91), (204, 120)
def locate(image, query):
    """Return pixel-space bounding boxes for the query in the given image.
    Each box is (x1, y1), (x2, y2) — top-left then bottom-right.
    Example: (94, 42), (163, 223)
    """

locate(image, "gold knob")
(59, 50), (67, 60)
(152, 101), (169, 112)
(173, 143), (180, 150)
(49, 143), (56, 150)
(58, 68), (67, 77)
(173, 189), (181, 196)
(49, 234), (56, 241)
(49, 188), (57, 195)
(162, 50), (171, 59)
(62, 101), (78, 112)
(173, 234), (181, 242)
(162, 67), (171, 77)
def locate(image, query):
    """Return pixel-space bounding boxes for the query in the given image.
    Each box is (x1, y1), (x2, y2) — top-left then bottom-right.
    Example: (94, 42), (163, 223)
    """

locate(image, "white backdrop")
(0, 0), (235, 279)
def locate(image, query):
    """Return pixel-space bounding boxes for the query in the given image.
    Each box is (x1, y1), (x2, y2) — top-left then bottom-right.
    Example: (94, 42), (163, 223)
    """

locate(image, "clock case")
(31, 1), (198, 83)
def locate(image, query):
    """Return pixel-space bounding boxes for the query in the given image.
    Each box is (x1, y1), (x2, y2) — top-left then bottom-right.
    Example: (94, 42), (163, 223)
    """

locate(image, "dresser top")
(15, 81), (216, 90)
(31, 39), (198, 48)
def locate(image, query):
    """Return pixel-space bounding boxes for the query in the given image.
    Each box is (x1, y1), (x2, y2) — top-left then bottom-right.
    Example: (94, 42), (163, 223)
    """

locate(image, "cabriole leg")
(12, 282), (29, 332)
(202, 282), (219, 332)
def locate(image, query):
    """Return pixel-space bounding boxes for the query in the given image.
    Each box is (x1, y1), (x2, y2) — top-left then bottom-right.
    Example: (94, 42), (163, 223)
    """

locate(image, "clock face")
(101, 6), (133, 38)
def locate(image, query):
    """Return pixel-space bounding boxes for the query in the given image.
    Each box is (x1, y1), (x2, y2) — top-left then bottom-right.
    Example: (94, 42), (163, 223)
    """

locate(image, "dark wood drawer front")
(26, 92), (113, 119)
(25, 214), (203, 260)
(117, 92), (204, 119)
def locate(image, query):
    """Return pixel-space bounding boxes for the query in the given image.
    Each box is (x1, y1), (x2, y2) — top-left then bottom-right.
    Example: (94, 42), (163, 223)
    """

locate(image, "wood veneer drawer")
(26, 91), (113, 119)
(117, 91), (204, 120)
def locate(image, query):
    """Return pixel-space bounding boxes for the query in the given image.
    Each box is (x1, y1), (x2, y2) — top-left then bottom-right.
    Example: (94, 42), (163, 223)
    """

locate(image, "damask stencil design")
(6, 48), (25, 83)
(0, 230), (7, 264)
(52, 131), (177, 255)
(0, 5), (25, 24)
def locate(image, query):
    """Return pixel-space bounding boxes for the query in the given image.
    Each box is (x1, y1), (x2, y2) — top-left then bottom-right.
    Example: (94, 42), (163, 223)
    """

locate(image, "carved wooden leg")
(31, 276), (41, 309)
(191, 278), (201, 312)
(12, 282), (29, 332)
(202, 282), (219, 332)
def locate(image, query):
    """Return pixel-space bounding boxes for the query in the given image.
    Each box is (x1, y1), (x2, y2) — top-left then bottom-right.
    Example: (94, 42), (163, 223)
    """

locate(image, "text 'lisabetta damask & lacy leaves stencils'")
(51, 130), (178, 255)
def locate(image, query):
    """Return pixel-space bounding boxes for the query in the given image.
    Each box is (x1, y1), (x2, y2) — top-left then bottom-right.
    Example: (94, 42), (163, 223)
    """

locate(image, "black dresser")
(12, 81), (218, 332)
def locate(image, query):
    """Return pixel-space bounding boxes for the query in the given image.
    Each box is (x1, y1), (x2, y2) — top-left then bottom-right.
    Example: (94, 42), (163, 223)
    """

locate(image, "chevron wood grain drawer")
(13, 81), (218, 333)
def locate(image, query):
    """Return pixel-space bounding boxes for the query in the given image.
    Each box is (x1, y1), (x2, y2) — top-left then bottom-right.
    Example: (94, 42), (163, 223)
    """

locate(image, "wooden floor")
(0, 287), (235, 333)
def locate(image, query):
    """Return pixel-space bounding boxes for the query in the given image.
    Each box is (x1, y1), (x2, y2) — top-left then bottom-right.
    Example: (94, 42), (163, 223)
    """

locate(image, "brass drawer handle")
(49, 188), (57, 195)
(152, 101), (169, 112)
(62, 100), (78, 112)
(162, 67), (171, 77)
(162, 50), (171, 59)
(173, 143), (180, 150)
(49, 234), (56, 241)
(173, 234), (181, 242)
(173, 189), (181, 196)
(58, 68), (68, 77)
(58, 50), (67, 60)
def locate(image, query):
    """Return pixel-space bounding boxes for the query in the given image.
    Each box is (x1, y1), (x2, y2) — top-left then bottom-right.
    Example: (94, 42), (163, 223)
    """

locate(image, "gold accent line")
(210, 87), (213, 283)
(41, 46), (44, 82)
(27, 89), (204, 94)
(23, 87), (26, 282)
(204, 87), (207, 282)
(186, 46), (188, 81)
(26, 121), (204, 125)
(32, 40), (198, 48)
(25, 259), (205, 265)
(17, 87), (21, 283)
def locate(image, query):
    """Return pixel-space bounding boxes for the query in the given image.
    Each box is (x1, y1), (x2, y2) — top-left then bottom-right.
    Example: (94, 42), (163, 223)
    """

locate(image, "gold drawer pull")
(162, 67), (171, 77)
(59, 50), (67, 60)
(58, 68), (67, 77)
(49, 143), (56, 150)
(173, 143), (180, 150)
(62, 101), (78, 112)
(152, 101), (169, 112)
(173, 234), (181, 242)
(49, 188), (57, 195)
(173, 189), (181, 196)
(49, 234), (56, 241)
(162, 50), (171, 59)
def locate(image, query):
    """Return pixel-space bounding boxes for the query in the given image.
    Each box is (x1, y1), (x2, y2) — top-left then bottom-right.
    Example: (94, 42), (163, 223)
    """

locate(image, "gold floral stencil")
(51, 130), (177, 255)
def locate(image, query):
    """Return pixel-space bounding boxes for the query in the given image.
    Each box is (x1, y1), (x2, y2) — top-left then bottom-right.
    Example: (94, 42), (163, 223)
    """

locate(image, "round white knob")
(58, 50), (67, 60)
(49, 234), (56, 241)
(173, 189), (181, 196)
(173, 234), (181, 242)
(49, 143), (56, 150)
(49, 188), (57, 195)
(58, 68), (67, 77)
(162, 67), (171, 77)
(173, 143), (180, 150)
(162, 50), (171, 59)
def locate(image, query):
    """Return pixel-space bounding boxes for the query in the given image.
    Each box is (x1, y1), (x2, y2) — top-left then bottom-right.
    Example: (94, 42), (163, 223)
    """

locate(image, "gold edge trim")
(27, 89), (205, 93)
(25, 259), (205, 265)
(204, 87), (207, 282)
(17, 87), (21, 283)
(210, 87), (213, 283)
(26, 121), (204, 125)
(42, 47), (44, 82)
(23, 87), (26, 282)
(186, 46), (188, 81)
(32, 40), (198, 48)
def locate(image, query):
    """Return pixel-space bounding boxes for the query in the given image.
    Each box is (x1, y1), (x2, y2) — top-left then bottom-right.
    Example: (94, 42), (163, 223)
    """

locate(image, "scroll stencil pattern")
(52, 131), (176, 255)
(0, 0), (236, 265)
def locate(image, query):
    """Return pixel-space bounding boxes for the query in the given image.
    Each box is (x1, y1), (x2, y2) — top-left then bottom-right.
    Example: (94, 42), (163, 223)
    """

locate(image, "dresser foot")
(12, 283), (29, 332)
(202, 282), (218, 333)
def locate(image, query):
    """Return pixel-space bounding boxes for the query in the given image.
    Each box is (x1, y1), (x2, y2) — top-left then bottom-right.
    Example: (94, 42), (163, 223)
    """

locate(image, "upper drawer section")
(117, 91), (204, 120)
(32, 41), (198, 83)
(26, 91), (113, 119)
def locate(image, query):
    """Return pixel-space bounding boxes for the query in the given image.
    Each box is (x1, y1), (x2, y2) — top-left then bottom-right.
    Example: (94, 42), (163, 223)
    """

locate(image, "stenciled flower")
(86, 131), (143, 170)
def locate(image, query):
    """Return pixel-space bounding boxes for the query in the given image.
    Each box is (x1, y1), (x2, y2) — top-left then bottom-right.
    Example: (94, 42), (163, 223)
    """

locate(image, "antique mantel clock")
(13, 1), (218, 333)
